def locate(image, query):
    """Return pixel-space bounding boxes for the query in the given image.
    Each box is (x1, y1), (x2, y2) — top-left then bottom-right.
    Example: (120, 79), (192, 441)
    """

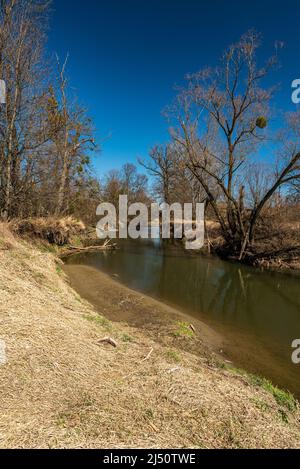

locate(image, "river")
(65, 238), (300, 397)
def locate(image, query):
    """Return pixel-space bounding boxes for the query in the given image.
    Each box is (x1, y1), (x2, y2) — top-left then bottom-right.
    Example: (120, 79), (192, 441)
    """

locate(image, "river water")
(66, 238), (300, 396)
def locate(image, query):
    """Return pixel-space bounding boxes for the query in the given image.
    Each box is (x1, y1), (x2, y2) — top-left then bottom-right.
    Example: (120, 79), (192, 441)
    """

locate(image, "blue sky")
(49, 0), (300, 177)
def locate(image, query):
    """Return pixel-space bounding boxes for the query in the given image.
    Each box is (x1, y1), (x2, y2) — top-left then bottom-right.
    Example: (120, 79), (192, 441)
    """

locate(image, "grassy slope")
(1, 223), (300, 449)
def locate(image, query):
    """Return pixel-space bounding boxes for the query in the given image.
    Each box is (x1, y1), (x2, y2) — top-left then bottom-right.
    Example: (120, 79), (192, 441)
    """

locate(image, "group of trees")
(141, 31), (300, 259)
(0, 0), (99, 221)
(102, 163), (150, 209)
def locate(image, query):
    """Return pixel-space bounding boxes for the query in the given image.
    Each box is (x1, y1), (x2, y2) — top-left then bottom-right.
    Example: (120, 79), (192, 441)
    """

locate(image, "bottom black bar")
(0, 449), (296, 466)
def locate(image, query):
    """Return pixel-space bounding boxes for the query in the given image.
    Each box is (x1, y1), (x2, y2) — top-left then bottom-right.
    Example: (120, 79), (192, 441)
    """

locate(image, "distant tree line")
(1, 2), (300, 260)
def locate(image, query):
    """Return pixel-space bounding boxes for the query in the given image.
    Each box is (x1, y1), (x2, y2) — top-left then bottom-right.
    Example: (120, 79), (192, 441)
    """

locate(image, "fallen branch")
(98, 337), (117, 348)
(60, 241), (117, 257)
(141, 347), (153, 362)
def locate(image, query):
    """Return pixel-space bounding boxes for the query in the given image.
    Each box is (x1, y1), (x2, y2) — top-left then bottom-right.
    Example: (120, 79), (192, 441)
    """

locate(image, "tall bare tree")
(169, 31), (300, 258)
(0, 0), (50, 219)
(46, 56), (95, 216)
(139, 144), (178, 204)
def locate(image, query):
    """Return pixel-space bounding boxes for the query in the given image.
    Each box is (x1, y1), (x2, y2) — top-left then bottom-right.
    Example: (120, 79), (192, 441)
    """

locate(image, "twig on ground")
(141, 347), (153, 362)
(98, 337), (117, 348)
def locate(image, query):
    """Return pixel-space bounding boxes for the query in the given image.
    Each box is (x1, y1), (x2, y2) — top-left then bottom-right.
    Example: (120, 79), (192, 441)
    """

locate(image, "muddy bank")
(63, 264), (224, 360)
(63, 262), (300, 398)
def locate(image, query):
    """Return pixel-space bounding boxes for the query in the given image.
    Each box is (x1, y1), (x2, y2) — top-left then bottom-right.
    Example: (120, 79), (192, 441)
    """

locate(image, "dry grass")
(10, 217), (85, 246)
(1, 224), (300, 448)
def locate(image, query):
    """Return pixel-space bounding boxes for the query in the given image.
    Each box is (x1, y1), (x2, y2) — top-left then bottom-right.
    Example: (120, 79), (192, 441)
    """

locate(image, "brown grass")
(1, 224), (300, 448)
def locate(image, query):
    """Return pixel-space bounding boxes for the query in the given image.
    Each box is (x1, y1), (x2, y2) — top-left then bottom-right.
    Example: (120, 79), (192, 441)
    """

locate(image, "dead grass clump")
(10, 217), (85, 246)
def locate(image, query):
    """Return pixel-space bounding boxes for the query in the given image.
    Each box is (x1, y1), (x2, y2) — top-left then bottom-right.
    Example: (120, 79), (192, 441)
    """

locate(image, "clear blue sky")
(49, 0), (300, 177)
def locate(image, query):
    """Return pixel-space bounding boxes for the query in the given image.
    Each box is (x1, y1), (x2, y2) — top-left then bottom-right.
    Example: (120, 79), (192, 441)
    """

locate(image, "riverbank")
(63, 264), (225, 359)
(63, 259), (300, 399)
(1, 224), (300, 448)
(204, 218), (300, 274)
(9, 215), (300, 275)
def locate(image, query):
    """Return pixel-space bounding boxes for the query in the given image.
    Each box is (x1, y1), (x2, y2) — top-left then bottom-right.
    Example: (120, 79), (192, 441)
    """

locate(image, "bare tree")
(139, 144), (178, 204)
(169, 30), (300, 258)
(102, 164), (150, 208)
(46, 56), (95, 216)
(0, 0), (50, 219)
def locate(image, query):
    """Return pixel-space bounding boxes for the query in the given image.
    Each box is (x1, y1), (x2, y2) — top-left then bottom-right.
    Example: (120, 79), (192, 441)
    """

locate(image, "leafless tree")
(46, 56), (95, 216)
(0, 0), (50, 219)
(168, 31), (300, 258)
(102, 164), (150, 208)
(138, 144), (179, 204)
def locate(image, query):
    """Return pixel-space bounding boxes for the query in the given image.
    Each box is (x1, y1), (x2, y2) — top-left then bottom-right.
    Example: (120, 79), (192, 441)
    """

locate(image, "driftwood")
(141, 347), (153, 362)
(60, 239), (117, 257)
(98, 337), (118, 348)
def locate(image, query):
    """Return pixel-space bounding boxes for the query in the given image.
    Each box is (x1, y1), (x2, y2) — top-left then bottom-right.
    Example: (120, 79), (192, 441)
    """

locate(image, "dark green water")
(67, 238), (300, 396)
